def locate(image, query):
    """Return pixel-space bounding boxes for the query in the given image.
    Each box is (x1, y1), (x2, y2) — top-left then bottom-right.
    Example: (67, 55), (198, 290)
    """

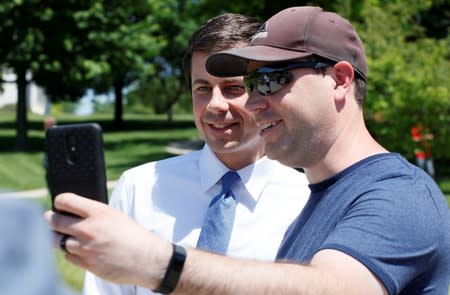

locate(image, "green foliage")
(124, 0), (194, 119)
(360, 2), (449, 159)
(0, 1), (101, 101)
(73, 0), (165, 92)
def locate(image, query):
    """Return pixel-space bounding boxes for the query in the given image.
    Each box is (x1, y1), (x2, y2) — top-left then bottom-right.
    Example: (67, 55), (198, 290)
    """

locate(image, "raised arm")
(45, 193), (387, 294)
(174, 247), (386, 294)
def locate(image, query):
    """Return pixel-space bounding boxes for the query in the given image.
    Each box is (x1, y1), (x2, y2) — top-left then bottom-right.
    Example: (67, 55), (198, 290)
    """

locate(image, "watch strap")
(153, 243), (186, 294)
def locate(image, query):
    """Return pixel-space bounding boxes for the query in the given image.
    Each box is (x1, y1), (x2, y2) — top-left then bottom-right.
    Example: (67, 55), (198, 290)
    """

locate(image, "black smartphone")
(45, 123), (108, 213)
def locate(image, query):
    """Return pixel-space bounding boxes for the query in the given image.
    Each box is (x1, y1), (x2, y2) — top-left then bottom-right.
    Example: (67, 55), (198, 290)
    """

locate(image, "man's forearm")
(173, 248), (296, 294)
(169, 248), (386, 295)
(171, 248), (319, 294)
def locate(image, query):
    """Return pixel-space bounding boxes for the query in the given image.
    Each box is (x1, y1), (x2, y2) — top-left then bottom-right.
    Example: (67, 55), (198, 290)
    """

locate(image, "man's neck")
(305, 128), (387, 184)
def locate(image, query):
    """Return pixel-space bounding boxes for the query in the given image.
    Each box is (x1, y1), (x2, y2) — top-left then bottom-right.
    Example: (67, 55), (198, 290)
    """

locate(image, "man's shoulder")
(343, 154), (447, 228)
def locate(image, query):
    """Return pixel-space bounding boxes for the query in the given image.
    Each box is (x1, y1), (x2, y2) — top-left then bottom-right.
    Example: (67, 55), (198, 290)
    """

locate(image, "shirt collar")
(199, 144), (277, 202)
(199, 144), (229, 192)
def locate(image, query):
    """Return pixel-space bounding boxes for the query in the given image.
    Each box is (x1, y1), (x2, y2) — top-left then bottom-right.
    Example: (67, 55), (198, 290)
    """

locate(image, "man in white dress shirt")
(79, 13), (309, 295)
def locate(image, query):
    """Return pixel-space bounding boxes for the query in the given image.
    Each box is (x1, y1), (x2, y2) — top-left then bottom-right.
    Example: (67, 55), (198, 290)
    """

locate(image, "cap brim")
(206, 46), (313, 77)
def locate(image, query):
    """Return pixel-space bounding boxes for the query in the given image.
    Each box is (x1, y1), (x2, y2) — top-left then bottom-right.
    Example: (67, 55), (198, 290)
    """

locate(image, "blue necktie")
(196, 171), (240, 254)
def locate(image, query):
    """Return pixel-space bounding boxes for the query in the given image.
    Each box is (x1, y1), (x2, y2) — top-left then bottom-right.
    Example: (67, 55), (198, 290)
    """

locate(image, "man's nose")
(208, 87), (229, 111)
(245, 91), (268, 113)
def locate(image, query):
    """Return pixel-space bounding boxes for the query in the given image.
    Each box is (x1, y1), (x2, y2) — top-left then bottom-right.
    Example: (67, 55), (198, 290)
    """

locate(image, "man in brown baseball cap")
(42, 6), (449, 295)
(203, 6), (450, 295)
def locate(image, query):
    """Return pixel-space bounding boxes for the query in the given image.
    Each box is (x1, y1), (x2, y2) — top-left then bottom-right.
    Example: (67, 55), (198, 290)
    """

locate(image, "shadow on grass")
(0, 135), (44, 152)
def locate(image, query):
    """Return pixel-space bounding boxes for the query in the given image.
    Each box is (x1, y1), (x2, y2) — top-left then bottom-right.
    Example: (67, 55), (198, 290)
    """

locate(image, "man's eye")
(225, 85), (246, 93)
(195, 86), (211, 93)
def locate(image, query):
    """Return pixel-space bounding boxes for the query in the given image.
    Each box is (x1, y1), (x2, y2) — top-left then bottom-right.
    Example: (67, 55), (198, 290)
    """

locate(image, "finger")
(56, 233), (83, 256)
(60, 235), (80, 256)
(54, 193), (106, 218)
(44, 210), (55, 227)
(45, 209), (81, 235)
(64, 252), (88, 270)
(51, 231), (63, 248)
(63, 235), (83, 256)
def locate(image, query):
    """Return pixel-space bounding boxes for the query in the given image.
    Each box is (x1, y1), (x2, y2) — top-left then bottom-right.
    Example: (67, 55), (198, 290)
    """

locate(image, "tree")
(0, 1), (98, 150)
(72, 0), (165, 127)
(136, 0), (194, 123)
(0, 0), (166, 149)
(0, 1), (48, 150)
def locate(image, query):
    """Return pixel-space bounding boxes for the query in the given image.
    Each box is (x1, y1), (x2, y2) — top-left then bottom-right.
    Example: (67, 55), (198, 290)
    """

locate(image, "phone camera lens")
(66, 135), (78, 165)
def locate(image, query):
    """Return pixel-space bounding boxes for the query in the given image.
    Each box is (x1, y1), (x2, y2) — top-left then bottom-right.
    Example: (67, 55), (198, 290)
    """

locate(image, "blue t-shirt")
(276, 153), (450, 295)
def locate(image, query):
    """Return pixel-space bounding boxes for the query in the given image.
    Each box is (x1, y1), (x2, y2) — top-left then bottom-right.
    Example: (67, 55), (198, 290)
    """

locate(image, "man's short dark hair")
(182, 13), (261, 88)
(354, 78), (366, 105)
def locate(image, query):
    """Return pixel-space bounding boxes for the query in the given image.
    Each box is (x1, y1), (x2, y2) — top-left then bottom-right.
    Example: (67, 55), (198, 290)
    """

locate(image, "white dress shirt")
(83, 144), (309, 295)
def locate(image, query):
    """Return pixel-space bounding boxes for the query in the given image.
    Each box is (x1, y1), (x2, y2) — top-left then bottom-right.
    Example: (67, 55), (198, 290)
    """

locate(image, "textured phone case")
(45, 123), (108, 210)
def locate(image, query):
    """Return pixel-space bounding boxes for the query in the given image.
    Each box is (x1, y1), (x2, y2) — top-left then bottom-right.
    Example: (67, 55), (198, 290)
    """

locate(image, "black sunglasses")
(244, 61), (335, 96)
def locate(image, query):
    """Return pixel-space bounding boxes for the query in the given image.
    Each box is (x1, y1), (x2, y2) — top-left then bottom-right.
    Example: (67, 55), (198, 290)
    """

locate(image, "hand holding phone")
(45, 123), (108, 213)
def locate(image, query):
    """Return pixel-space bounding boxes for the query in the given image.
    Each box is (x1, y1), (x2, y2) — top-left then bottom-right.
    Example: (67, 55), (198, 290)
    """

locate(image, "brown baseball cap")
(206, 6), (367, 81)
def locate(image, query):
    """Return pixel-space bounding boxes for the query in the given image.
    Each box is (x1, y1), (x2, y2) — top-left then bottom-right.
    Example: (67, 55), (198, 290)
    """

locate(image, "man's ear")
(332, 61), (354, 100)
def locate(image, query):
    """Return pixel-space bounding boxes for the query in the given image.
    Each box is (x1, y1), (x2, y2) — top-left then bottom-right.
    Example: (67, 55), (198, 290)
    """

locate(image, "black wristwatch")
(153, 243), (187, 294)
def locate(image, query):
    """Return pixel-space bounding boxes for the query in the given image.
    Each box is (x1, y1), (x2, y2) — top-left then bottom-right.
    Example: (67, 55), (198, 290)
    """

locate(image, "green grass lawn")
(1, 112), (449, 293)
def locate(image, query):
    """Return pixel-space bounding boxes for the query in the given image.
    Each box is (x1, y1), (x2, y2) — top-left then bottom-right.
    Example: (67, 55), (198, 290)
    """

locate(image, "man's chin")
(209, 141), (239, 152)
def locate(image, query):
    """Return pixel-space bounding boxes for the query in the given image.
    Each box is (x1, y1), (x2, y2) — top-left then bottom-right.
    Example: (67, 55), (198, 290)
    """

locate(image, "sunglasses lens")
(247, 71), (293, 96)
(244, 76), (255, 94)
(245, 61), (334, 96)
(267, 72), (292, 94)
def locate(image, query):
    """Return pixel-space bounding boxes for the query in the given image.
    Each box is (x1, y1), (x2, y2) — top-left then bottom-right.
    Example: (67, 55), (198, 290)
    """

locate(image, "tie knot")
(221, 171), (239, 193)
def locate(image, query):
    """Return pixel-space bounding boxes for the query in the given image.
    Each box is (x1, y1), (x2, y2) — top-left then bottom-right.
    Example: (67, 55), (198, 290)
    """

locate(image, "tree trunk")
(15, 67), (28, 151)
(165, 82), (184, 125)
(113, 79), (124, 128)
(167, 103), (173, 125)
